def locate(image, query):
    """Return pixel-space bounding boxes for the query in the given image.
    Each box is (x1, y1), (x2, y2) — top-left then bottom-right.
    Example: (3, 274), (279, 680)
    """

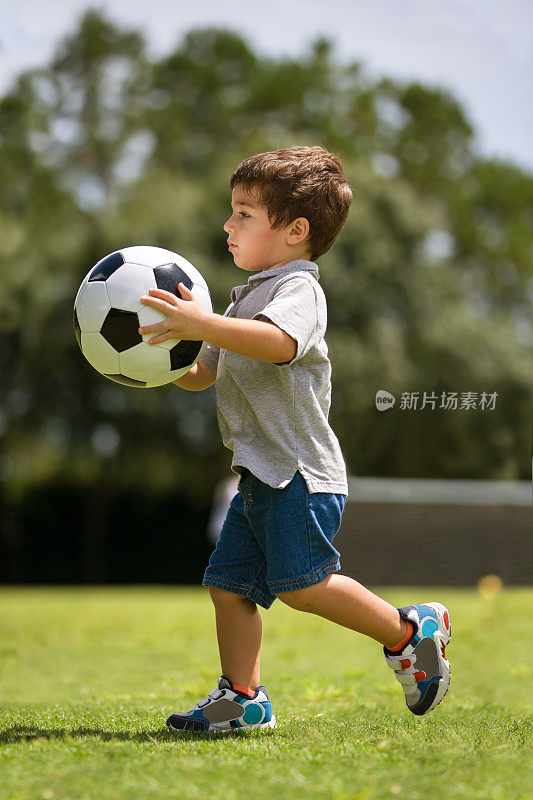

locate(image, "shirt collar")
(230, 260), (319, 303)
(247, 259), (319, 285)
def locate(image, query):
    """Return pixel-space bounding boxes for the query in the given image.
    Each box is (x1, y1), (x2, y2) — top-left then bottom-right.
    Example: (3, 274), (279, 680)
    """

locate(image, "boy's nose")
(223, 217), (235, 234)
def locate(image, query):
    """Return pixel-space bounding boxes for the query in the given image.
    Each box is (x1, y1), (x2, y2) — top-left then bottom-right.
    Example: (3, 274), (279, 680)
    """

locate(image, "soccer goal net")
(336, 477), (532, 586)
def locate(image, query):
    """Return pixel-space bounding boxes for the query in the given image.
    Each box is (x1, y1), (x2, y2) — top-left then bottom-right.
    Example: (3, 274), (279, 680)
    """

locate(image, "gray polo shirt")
(201, 259), (348, 495)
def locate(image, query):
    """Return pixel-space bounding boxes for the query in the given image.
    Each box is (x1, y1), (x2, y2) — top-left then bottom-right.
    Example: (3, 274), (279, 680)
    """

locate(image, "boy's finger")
(148, 332), (173, 345)
(177, 282), (194, 298)
(140, 294), (170, 312)
(139, 321), (167, 334)
(148, 287), (179, 303)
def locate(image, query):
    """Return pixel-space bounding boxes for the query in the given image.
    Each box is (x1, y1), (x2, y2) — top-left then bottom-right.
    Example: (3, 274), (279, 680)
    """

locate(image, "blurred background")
(0, 1), (531, 587)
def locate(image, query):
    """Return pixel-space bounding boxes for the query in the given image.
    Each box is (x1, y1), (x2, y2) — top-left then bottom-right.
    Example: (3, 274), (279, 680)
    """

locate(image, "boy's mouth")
(228, 242), (237, 250)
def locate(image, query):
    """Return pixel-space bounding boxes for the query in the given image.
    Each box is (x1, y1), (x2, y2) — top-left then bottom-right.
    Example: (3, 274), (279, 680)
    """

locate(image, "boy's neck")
(254, 252), (313, 272)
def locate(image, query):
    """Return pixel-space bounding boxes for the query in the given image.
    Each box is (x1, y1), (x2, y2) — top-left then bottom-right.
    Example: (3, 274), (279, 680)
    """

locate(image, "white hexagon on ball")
(137, 305), (164, 329)
(106, 263), (157, 312)
(81, 332), (120, 374)
(119, 341), (170, 382)
(121, 245), (184, 269)
(75, 282), (111, 332)
(146, 370), (182, 389)
(191, 283), (212, 314)
(137, 306), (181, 351)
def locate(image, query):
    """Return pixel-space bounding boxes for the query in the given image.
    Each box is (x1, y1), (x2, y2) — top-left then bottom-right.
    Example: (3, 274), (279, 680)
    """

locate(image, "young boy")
(139, 145), (452, 733)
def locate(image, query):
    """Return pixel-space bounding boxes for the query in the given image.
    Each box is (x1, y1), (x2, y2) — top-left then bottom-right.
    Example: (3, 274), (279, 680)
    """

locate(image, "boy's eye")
(239, 212), (250, 218)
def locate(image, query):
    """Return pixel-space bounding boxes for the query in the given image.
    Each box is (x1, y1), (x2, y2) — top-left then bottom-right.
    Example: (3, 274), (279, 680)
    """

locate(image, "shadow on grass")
(0, 726), (279, 745)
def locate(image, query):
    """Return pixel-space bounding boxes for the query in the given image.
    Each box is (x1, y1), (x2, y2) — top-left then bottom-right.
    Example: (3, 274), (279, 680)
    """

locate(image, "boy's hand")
(139, 283), (208, 343)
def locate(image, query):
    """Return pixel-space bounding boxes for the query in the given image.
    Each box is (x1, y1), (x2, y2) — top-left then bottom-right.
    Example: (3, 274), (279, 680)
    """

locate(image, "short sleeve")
(201, 342), (220, 373)
(253, 275), (326, 365)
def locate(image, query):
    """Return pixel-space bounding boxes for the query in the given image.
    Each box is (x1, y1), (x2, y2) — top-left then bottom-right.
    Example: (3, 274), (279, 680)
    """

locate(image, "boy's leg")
(277, 575), (452, 716)
(209, 586), (263, 692)
(166, 587), (274, 733)
(276, 574), (407, 648)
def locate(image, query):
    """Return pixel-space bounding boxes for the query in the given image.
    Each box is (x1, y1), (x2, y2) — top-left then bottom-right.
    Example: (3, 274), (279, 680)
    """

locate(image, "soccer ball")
(73, 245), (212, 388)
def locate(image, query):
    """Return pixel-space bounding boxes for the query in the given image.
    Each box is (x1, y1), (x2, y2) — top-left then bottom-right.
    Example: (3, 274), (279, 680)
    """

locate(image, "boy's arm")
(173, 359), (216, 391)
(200, 314), (296, 364)
(140, 285), (297, 365)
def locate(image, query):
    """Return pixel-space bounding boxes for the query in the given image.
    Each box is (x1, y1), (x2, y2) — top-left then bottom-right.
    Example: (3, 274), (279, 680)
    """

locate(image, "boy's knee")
(208, 586), (256, 609)
(276, 585), (316, 613)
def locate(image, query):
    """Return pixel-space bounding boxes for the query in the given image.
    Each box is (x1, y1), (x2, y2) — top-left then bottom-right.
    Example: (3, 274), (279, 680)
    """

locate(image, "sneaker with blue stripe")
(166, 676), (276, 733)
(384, 602), (452, 715)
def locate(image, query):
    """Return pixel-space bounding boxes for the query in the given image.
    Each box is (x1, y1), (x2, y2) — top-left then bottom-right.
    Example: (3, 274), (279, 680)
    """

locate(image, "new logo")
(375, 390), (396, 411)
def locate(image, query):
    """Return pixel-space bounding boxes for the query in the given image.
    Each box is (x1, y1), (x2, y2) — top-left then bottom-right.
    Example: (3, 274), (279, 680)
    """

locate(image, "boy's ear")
(286, 217), (310, 246)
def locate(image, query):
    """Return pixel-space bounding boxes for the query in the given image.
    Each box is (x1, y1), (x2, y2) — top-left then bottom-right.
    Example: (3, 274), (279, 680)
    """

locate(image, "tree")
(0, 8), (531, 529)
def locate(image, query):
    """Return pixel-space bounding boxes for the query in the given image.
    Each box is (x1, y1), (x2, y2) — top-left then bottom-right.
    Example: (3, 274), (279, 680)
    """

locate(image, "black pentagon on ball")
(73, 307), (82, 349)
(89, 251), (125, 282)
(153, 263), (193, 296)
(170, 339), (203, 370)
(104, 374), (146, 388)
(101, 308), (142, 352)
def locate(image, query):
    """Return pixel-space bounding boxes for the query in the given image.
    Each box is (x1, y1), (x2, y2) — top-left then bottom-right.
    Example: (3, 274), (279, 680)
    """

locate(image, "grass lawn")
(0, 586), (531, 800)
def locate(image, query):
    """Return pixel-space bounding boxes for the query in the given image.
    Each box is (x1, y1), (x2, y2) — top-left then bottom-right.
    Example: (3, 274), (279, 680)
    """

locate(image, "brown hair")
(230, 145), (352, 259)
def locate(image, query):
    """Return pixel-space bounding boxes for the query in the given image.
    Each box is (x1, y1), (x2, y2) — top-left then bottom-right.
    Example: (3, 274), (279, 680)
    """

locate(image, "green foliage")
(0, 7), (531, 511)
(0, 587), (532, 799)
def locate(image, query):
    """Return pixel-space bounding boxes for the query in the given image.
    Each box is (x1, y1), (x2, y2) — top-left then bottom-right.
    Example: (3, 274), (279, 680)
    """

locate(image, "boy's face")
(224, 184), (309, 272)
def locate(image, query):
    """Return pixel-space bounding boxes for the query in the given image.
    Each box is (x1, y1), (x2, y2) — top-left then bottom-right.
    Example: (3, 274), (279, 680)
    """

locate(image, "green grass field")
(0, 587), (531, 800)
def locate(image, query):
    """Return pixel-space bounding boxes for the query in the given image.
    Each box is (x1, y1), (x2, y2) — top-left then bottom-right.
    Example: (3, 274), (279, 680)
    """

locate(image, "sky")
(1, 0), (532, 172)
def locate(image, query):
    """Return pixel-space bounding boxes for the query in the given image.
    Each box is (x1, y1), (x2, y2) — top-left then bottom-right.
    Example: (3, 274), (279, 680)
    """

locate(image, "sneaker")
(384, 602), (452, 716)
(166, 676), (276, 733)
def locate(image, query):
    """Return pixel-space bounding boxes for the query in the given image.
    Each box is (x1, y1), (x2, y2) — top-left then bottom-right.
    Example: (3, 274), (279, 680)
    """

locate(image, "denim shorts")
(202, 469), (346, 609)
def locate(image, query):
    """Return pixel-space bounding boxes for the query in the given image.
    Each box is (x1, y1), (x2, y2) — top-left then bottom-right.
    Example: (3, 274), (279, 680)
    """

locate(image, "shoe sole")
(209, 715), (277, 734)
(167, 716), (277, 735)
(421, 601), (452, 713)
